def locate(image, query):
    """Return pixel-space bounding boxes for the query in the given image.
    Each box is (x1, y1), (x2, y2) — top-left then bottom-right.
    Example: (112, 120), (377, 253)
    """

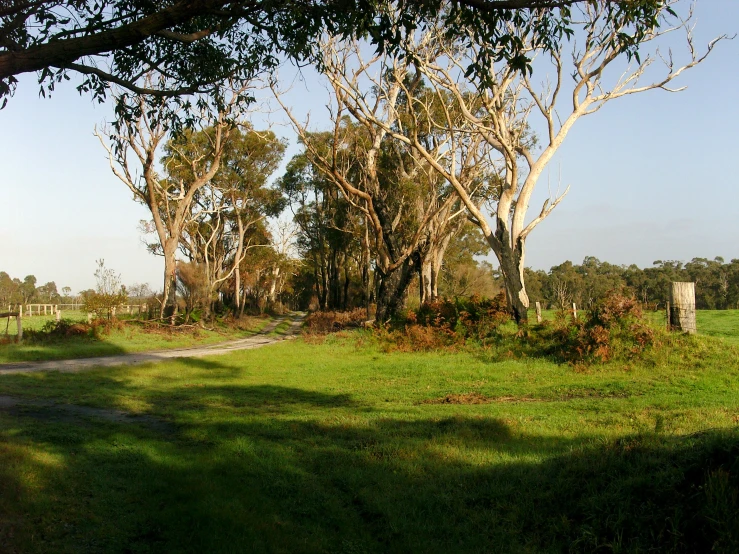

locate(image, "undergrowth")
(318, 290), (685, 367)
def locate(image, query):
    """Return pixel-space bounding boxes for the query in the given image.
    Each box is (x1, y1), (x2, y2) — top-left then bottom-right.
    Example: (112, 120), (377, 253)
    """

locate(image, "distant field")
(3, 310), (90, 333)
(537, 308), (739, 345)
(696, 310), (739, 346)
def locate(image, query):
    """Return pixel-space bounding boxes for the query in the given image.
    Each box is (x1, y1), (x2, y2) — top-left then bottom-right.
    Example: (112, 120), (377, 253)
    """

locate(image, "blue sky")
(1, 1), (738, 293)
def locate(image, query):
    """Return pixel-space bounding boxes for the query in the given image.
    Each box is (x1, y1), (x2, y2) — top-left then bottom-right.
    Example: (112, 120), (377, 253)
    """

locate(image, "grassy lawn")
(0, 314), (274, 364)
(696, 310), (739, 346)
(0, 327), (738, 552)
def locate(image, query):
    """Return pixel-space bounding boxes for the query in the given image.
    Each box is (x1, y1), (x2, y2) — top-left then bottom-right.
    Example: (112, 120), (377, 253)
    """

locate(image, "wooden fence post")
(669, 282), (696, 334)
(56, 310), (61, 322)
(535, 302), (542, 323)
(665, 301), (670, 330)
(16, 310), (22, 342)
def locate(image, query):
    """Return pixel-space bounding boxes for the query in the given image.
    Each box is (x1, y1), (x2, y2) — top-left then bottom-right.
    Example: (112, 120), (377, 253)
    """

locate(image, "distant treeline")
(4, 255), (738, 316)
(523, 257), (739, 310)
(0, 271), (152, 308)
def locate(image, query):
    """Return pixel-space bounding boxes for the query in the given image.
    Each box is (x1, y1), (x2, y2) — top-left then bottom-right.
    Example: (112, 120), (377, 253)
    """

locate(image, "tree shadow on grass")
(172, 356), (231, 371)
(0, 336), (130, 364)
(1, 380), (738, 554)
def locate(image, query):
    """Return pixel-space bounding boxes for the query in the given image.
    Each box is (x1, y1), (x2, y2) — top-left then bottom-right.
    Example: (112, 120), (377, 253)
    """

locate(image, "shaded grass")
(0, 330), (738, 552)
(0, 315), (272, 364)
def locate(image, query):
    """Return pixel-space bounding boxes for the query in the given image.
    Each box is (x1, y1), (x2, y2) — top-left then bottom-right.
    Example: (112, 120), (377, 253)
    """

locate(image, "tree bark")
(375, 254), (417, 323)
(420, 259), (433, 305)
(161, 240), (179, 320)
(491, 223), (529, 324)
(234, 266), (241, 315)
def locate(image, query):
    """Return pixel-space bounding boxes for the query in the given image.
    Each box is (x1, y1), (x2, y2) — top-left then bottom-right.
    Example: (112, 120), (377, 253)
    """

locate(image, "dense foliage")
(526, 256), (739, 310)
(1, 1), (668, 113)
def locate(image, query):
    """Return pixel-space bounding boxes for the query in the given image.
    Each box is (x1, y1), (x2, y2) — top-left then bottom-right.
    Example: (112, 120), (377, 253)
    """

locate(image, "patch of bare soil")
(421, 392), (539, 405)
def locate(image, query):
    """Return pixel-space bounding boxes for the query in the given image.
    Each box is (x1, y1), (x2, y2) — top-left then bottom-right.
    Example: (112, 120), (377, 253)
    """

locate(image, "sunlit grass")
(0, 315), (273, 363)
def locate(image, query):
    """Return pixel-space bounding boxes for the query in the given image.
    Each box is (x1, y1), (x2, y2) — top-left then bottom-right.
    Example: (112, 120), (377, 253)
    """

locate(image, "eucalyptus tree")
(96, 82), (254, 319)
(278, 147), (365, 311)
(176, 126), (287, 316)
(386, 1), (723, 322)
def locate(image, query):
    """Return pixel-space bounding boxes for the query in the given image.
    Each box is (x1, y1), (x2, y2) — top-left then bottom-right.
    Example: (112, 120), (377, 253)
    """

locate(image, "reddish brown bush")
(373, 323), (456, 353)
(545, 289), (657, 364)
(304, 308), (370, 334)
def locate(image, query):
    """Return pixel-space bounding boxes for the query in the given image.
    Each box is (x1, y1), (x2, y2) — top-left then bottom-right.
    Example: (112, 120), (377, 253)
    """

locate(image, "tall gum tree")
(175, 127), (286, 317)
(394, 1), (724, 322)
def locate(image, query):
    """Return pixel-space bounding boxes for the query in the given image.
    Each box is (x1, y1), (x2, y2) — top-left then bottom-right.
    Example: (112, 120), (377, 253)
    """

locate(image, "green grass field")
(1, 312), (738, 552)
(0, 313), (273, 364)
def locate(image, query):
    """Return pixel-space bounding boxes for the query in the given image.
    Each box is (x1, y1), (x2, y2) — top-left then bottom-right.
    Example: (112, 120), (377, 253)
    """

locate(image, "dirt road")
(0, 313), (305, 376)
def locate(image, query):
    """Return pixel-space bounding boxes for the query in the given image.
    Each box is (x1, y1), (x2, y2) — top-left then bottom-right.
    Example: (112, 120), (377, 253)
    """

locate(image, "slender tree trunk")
(343, 261), (350, 310)
(234, 266), (241, 316)
(431, 234), (451, 301)
(239, 287), (248, 318)
(362, 221), (372, 319)
(319, 260), (328, 311)
(268, 266), (280, 303)
(430, 259), (440, 300)
(161, 241), (178, 321)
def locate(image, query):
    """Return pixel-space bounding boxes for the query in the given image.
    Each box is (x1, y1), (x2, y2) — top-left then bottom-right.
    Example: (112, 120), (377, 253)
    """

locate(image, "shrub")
(372, 322), (456, 353)
(543, 289), (657, 364)
(414, 292), (510, 342)
(82, 290), (127, 320)
(23, 318), (94, 342)
(372, 293), (511, 352)
(81, 259), (128, 320)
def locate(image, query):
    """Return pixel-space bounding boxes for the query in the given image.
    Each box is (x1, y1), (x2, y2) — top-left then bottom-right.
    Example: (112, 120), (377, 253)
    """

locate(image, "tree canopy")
(1, 0), (669, 110)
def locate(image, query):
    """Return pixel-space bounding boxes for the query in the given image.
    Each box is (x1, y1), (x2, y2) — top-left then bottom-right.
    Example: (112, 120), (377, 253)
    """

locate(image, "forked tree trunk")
(375, 256), (417, 323)
(489, 223), (529, 324)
